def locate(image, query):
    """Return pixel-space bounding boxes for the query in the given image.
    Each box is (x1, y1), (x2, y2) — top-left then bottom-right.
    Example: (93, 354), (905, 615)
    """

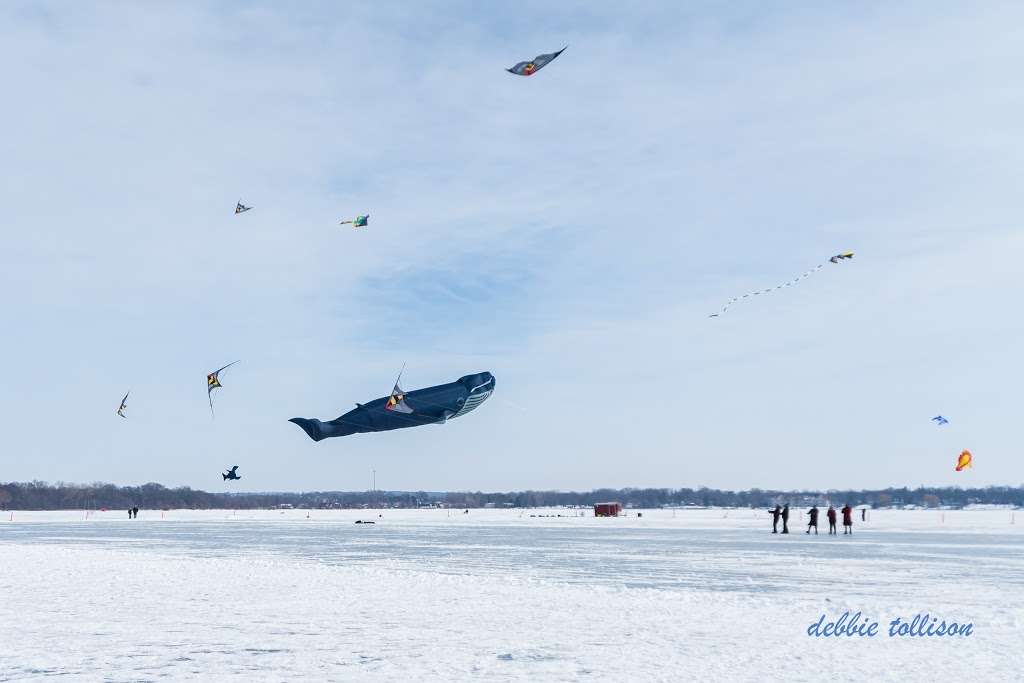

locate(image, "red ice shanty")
(594, 502), (622, 517)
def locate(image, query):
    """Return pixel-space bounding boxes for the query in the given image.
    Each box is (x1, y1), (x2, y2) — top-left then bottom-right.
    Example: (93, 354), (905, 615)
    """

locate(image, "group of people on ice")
(769, 504), (858, 535)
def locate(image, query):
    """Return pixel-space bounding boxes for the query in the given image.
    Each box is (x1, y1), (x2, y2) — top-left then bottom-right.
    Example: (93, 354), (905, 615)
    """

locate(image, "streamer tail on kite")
(709, 251), (854, 317)
(507, 47), (566, 76)
(117, 391), (129, 419)
(235, 201), (252, 214)
(207, 360), (240, 417)
(955, 449), (972, 471)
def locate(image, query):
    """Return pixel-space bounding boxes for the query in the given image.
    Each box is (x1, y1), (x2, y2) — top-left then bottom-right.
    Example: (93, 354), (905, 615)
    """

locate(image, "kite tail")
(709, 262), (828, 317)
(289, 418), (327, 442)
(289, 417), (362, 441)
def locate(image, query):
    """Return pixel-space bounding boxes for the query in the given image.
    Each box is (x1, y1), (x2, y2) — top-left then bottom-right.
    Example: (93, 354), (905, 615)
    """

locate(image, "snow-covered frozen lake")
(1, 508), (1021, 681)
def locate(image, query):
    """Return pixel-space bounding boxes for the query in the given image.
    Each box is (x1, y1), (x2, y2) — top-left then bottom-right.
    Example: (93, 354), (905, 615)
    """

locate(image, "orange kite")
(955, 449), (973, 472)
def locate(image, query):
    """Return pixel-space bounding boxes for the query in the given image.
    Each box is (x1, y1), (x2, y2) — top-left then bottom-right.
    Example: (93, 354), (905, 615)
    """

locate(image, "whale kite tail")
(289, 417), (326, 442)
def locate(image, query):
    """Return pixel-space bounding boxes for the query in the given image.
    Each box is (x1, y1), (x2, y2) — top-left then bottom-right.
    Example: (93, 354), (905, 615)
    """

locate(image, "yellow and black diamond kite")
(207, 360), (240, 417)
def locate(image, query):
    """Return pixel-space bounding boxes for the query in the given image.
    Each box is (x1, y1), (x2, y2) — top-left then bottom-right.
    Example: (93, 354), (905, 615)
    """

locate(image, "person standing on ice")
(781, 504), (790, 534)
(827, 505), (837, 535)
(769, 505), (782, 533)
(805, 505), (819, 534)
(841, 504), (853, 534)
(127, 508), (132, 519)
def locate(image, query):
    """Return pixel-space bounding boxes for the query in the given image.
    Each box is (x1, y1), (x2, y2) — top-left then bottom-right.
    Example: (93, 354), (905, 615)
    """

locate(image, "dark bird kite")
(222, 465), (241, 481)
(117, 391), (129, 419)
(207, 361), (240, 417)
(507, 47), (566, 76)
(931, 415), (949, 426)
(709, 251), (855, 318)
(235, 201), (252, 214)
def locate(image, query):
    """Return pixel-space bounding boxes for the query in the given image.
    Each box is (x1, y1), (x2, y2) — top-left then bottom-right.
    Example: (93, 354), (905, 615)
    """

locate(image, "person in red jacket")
(826, 505), (837, 535)
(841, 504), (853, 534)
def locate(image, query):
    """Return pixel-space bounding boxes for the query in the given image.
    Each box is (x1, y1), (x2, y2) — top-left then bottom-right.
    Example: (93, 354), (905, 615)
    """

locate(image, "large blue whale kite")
(290, 372), (495, 441)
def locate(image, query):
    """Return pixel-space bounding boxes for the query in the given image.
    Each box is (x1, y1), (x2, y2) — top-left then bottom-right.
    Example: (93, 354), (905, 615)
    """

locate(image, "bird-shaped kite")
(709, 251), (855, 317)
(955, 449), (973, 472)
(235, 201), (252, 214)
(931, 415), (949, 426)
(339, 214), (369, 228)
(207, 361), (240, 417)
(117, 391), (129, 419)
(507, 47), (566, 76)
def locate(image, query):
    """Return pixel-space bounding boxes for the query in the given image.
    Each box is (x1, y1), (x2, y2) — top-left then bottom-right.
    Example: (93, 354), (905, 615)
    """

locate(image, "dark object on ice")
(842, 504), (853, 534)
(594, 502), (622, 517)
(827, 506), (837, 535)
(781, 504), (790, 534)
(806, 506), (819, 535)
(769, 505), (781, 533)
(355, 520), (375, 524)
(222, 465), (241, 481)
(861, 508), (866, 522)
(290, 372), (495, 442)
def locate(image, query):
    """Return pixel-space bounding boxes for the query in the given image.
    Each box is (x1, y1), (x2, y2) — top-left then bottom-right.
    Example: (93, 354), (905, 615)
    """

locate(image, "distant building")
(594, 502), (622, 517)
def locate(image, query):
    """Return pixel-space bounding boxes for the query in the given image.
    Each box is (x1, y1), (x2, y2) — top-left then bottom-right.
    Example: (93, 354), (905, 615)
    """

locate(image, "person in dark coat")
(842, 504), (853, 534)
(128, 508), (132, 519)
(769, 505), (782, 533)
(805, 505), (819, 534)
(132, 506), (139, 519)
(861, 507), (866, 522)
(827, 505), (837, 535)
(781, 504), (790, 534)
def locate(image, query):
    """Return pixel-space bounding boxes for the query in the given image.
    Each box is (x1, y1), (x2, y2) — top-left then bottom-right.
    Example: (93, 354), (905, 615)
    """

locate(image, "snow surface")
(1, 508), (1021, 681)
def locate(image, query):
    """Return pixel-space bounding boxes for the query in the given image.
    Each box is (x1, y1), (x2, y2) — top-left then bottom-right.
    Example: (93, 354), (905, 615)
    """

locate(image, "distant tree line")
(442, 486), (1024, 509)
(1, 481), (1022, 510)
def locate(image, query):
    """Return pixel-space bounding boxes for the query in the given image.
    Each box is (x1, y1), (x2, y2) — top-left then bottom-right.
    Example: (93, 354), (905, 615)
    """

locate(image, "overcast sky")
(2, 1), (1022, 493)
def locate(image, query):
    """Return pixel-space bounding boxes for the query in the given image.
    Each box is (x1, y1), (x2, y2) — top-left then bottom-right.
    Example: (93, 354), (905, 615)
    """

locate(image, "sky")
(1, 1), (1022, 493)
